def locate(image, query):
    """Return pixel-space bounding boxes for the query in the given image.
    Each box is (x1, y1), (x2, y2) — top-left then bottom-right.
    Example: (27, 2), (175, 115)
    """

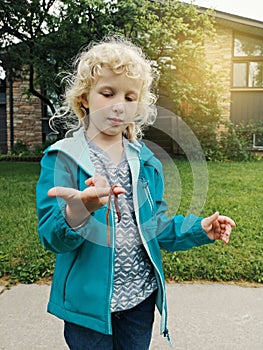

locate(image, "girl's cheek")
(126, 103), (139, 119)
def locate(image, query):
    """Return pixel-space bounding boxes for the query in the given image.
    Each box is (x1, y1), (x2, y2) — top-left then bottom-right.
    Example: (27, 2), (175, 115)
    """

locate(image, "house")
(145, 9), (263, 155)
(0, 70), (43, 154)
(203, 9), (263, 125)
(0, 8), (263, 154)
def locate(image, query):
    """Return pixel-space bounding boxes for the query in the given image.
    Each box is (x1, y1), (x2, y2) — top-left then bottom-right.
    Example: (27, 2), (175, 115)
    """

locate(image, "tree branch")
(29, 62), (56, 114)
(0, 23), (30, 42)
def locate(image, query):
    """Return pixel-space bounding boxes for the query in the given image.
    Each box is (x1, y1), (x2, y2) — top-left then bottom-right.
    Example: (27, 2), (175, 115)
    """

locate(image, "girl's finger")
(48, 186), (79, 200)
(218, 216), (236, 227)
(85, 178), (95, 186)
(83, 185), (125, 200)
(85, 174), (109, 188)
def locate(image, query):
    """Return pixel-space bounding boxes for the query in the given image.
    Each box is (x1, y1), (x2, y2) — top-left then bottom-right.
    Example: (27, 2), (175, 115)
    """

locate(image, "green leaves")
(1, 0), (220, 125)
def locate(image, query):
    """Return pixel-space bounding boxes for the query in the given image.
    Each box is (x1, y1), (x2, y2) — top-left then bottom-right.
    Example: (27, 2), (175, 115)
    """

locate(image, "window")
(234, 34), (263, 56)
(233, 63), (246, 87)
(233, 34), (263, 88)
(249, 62), (263, 87)
(253, 133), (263, 148)
(0, 79), (6, 104)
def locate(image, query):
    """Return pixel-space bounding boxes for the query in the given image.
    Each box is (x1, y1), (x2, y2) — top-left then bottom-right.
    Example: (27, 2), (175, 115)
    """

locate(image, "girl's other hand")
(201, 212), (236, 244)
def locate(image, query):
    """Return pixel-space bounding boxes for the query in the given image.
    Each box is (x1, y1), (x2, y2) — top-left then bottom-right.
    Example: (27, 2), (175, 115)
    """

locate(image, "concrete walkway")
(0, 283), (262, 350)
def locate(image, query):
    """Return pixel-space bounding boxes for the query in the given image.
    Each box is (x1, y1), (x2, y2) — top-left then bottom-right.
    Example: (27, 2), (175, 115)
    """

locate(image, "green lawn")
(0, 160), (262, 284)
(0, 162), (55, 284)
(162, 160), (263, 283)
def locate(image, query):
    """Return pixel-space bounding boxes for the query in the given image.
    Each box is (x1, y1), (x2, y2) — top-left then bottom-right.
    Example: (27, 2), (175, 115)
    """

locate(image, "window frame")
(232, 31), (263, 90)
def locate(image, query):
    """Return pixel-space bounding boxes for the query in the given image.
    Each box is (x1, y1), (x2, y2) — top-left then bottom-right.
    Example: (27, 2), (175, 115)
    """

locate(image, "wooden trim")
(231, 88), (263, 92)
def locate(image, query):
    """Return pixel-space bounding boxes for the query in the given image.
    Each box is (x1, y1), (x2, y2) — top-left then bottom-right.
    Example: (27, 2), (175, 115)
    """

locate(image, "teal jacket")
(36, 128), (213, 338)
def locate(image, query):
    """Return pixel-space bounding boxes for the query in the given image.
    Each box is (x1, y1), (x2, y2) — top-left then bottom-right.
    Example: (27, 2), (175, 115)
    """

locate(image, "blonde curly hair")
(50, 36), (158, 140)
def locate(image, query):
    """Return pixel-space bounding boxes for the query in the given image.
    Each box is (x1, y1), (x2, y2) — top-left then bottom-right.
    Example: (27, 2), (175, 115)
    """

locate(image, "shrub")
(11, 140), (30, 156)
(217, 121), (263, 161)
(0, 140), (54, 160)
(185, 119), (263, 161)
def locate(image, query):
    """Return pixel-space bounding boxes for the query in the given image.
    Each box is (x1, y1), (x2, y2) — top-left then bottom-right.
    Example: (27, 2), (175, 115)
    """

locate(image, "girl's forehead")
(94, 67), (143, 90)
(97, 66), (134, 79)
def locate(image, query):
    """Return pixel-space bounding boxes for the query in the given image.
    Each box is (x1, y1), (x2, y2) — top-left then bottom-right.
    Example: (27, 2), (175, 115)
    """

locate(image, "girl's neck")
(86, 130), (124, 165)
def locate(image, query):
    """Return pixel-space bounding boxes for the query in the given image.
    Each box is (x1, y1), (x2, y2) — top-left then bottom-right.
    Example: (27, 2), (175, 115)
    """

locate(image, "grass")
(0, 162), (55, 284)
(0, 160), (262, 284)
(162, 160), (263, 284)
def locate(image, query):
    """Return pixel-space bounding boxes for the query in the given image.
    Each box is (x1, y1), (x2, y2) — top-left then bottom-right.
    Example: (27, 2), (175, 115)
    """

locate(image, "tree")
(133, 1), (221, 142)
(0, 0), (59, 113)
(0, 0), (146, 114)
(0, 0), (221, 150)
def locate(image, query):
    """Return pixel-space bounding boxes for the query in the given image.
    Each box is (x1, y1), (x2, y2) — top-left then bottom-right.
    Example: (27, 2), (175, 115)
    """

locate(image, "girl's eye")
(126, 96), (136, 102)
(101, 91), (113, 97)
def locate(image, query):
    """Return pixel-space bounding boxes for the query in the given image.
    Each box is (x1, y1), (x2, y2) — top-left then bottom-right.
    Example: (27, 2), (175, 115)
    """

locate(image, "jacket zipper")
(139, 228), (167, 333)
(140, 180), (168, 332)
(126, 144), (168, 337)
(142, 179), (154, 214)
(133, 184), (167, 335)
(107, 206), (115, 334)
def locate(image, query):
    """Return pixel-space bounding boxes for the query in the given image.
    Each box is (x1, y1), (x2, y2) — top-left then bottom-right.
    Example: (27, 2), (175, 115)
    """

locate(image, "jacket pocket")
(63, 242), (110, 319)
(137, 179), (156, 218)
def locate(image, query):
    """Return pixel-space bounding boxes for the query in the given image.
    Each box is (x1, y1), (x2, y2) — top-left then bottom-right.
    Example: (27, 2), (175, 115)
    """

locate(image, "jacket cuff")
(191, 216), (214, 246)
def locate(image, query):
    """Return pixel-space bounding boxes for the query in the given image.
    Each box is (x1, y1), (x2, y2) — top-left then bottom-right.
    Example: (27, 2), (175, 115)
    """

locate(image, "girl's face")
(81, 67), (142, 141)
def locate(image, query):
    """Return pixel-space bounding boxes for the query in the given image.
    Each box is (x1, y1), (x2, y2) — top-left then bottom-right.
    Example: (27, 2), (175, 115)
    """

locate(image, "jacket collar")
(47, 127), (155, 173)
(47, 128), (95, 175)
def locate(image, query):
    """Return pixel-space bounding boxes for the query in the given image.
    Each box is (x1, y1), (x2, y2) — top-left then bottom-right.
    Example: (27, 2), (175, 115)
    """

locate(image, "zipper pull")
(163, 328), (174, 348)
(142, 179), (149, 188)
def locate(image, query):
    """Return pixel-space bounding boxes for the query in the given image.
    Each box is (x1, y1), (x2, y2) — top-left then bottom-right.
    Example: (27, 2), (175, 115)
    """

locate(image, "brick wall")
(204, 24), (233, 121)
(6, 70), (43, 151)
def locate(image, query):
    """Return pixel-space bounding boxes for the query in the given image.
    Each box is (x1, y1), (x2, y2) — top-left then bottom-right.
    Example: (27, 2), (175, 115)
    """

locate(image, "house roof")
(199, 6), (263, 37)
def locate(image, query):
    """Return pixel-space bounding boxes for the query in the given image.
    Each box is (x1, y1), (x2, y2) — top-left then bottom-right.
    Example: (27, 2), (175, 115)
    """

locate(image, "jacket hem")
(47, 301), (111, 335)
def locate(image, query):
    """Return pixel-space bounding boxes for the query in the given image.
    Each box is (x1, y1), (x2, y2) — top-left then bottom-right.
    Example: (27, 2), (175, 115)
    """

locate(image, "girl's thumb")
(206, 211), (219, 224)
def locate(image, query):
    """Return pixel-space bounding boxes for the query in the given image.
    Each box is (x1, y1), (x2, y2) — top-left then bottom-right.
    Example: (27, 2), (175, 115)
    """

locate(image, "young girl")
(36, 37), (235, 350)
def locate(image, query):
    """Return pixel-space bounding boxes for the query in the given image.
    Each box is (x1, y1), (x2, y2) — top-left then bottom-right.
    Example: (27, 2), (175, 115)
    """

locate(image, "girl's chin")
(101, 126), (126, 137)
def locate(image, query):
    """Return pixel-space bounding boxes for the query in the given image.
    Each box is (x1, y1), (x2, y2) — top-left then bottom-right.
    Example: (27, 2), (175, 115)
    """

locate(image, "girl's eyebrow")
(97, 85), (114, 90)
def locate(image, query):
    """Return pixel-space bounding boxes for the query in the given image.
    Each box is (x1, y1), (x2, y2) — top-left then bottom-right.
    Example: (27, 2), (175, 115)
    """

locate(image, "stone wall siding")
(204, 24), (233, 121)
(6, 71), (42, 151)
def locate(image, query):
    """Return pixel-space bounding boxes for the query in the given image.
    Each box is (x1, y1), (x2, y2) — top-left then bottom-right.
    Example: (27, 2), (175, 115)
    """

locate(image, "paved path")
(0, 283), (262, 349)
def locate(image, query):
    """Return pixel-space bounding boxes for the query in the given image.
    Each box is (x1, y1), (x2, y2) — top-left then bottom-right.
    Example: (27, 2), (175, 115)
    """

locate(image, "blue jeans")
(64, 292), (156, 350)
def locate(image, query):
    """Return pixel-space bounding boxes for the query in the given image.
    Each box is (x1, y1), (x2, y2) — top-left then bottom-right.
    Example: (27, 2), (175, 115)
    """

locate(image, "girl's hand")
(48, 174), (125, 227)
(201, 212), (236, 244)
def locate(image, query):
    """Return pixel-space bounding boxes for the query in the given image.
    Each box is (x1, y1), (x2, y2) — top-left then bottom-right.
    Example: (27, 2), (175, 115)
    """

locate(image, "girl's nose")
(112, 103), (125, 115)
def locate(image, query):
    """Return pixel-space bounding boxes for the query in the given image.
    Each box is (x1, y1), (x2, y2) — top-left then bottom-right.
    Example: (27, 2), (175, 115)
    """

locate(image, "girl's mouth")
(108, 117), (124, 126)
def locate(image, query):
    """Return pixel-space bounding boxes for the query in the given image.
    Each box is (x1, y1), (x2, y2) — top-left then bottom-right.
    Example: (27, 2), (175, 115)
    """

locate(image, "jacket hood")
(46, 127), (158, 174)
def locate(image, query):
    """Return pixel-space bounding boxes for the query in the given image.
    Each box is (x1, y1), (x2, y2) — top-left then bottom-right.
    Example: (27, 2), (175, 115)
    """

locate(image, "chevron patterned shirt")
(87, 137), (157, 312)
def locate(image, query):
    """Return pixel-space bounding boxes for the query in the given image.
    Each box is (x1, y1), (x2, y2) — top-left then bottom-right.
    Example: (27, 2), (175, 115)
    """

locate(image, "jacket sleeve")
(36, 150), (93, 254)
(153, 165), (214, 252)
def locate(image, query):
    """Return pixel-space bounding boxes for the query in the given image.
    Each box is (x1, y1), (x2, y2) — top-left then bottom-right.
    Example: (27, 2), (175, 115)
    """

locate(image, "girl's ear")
(81, 94), (89, 108)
